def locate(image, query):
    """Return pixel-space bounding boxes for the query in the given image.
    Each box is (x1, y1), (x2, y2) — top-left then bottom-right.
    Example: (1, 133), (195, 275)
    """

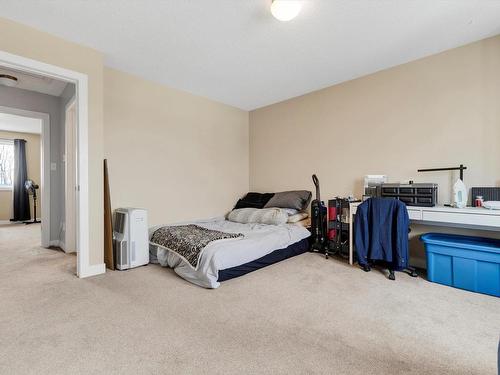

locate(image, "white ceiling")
(0, 67), (67, 97)
(1, 1), (500, 110)
(0, 113), (42, 134)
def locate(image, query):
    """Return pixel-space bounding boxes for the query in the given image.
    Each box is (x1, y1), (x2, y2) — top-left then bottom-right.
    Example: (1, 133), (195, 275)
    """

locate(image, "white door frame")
(64, 96), (77, 253)
(0, 50), (96, 278)
(0, 105), (50, 247)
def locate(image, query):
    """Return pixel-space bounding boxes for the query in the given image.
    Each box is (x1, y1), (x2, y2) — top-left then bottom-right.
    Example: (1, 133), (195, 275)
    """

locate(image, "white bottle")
(452, 179), (467, 208)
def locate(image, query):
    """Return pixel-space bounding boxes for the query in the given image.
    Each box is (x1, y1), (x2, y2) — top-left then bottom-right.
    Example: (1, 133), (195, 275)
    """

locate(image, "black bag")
(310, 174), (327, 251)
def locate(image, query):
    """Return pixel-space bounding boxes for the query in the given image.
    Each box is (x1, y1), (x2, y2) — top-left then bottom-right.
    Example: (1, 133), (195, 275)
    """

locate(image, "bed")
(149, 217), (310, 288)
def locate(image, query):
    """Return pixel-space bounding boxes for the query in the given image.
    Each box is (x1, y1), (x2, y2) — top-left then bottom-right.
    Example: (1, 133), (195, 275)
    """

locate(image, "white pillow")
(227, 208), (288, 225)
(280, 207), (299, 216)
(287, 212), (309, 223)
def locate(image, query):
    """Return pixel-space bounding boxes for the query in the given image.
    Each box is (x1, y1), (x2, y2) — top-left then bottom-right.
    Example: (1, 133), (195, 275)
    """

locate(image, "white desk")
(348, 203), (500, 265)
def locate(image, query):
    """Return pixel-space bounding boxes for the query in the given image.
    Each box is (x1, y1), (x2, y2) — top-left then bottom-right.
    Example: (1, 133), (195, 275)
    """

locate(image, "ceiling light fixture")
(0, 74), (18, 87)
(271, 0), (303, 22)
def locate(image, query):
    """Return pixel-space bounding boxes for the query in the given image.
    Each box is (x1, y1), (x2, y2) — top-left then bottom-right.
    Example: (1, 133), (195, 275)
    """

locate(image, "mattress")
(217, 238), (309, 282)
(149, 217), (310, 288)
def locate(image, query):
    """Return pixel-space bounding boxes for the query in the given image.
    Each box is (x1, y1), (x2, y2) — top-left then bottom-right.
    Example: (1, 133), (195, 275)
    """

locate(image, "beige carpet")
(0, 223), (498, 375)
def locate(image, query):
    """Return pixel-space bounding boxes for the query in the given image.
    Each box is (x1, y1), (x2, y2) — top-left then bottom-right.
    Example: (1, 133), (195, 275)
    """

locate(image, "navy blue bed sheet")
(217, 238), (310, 282)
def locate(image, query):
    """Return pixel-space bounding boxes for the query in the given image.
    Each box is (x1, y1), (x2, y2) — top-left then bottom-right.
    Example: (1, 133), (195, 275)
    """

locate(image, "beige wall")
(0, 17), (104, 265)
(250, 35), (500, 265)
(103, 68), (249, 226)
(0, 18), (249, 268)
(0, 131), (40, 220)
(3, 15), (499, 269)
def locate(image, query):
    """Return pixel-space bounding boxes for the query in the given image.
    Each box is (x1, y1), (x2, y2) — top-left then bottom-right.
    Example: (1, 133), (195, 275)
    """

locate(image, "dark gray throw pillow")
(264, 190), (312, 211)
(234, 192), (275, 209)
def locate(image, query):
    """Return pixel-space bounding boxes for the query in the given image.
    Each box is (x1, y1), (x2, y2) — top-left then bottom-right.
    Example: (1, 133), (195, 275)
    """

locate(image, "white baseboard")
(79, 263), (106, 278)
(60, 241), (69, 253)
(49, 241), (106, 278)
(1, 218), (42, 224)
(49, 240), (76, 254)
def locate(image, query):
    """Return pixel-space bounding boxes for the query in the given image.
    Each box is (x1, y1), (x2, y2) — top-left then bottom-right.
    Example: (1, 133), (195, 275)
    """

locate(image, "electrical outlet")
(50, 162), (57, 171)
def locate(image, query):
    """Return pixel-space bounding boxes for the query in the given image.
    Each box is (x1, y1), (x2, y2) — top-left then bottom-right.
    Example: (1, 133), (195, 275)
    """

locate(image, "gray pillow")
(264, 190), (312, 211)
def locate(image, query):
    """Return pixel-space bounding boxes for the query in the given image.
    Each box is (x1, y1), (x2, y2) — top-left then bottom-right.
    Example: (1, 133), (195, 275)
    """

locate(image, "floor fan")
(24, 180), (41, 224)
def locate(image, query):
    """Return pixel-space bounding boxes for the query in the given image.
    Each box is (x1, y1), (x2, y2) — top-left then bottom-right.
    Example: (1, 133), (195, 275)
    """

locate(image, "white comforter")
(149, 217), (310, 288)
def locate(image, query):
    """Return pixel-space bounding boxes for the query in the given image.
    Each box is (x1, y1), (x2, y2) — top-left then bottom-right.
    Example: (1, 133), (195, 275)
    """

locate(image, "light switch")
(51, 162), (57, 171)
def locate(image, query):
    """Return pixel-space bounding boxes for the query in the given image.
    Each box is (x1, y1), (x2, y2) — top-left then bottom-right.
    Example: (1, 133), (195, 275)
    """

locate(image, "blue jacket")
(354, 198), (409, 269)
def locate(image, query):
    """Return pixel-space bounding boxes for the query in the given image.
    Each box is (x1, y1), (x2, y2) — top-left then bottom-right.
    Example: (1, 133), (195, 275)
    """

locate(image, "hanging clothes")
(354, 198), (409, 270)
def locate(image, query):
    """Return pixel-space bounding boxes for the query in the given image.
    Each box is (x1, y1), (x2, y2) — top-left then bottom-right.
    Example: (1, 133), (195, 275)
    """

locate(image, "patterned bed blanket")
(150, 224), (243, 270)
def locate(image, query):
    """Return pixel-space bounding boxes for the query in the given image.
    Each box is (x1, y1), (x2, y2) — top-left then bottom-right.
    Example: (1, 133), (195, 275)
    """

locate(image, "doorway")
(0, 106), (50, 246)
(0, 50), (94, 278)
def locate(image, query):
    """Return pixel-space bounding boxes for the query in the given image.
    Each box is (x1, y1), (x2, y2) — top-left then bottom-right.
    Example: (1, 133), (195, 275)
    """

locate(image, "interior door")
(64, 99), (77, 253)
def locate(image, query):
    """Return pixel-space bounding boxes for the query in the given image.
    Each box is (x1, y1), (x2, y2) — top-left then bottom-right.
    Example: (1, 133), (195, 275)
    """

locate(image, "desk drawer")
(353, 205), (422, 220)
(408, 208), (422, 221)
(399, 187), (415, 195)
(399, 196), (415, 205)
(417, 197), (433, 205)
(421, 210), (500, 227)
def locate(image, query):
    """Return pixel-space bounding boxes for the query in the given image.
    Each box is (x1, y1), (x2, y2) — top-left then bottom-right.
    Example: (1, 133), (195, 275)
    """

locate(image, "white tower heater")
(113, 208), (149, 270)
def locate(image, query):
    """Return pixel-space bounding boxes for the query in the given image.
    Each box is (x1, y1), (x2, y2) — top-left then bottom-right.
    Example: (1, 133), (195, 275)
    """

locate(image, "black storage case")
(470, 187), (500, 206)
(380, 183), (438, 207)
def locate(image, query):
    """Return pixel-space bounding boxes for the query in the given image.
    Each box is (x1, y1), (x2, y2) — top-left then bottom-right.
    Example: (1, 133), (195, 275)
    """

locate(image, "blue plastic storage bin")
(420, 233), (500, 297)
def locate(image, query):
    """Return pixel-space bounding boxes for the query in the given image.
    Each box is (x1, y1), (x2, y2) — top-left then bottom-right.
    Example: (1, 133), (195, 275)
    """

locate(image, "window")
(0, 139), (14, 189)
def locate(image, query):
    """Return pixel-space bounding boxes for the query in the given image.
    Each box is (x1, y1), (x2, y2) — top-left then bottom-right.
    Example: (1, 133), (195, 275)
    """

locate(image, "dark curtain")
(11, 139), (30, 222)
